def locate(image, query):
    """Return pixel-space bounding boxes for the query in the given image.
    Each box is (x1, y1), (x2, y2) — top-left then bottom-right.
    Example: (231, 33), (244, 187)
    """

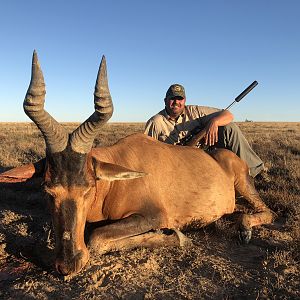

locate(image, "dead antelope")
(0, 51), (274, 276)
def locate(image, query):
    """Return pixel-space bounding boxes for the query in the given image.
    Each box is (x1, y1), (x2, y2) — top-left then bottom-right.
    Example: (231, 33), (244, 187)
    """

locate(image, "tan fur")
(0, 133), (274, 276)
(90, 134), (236, 228)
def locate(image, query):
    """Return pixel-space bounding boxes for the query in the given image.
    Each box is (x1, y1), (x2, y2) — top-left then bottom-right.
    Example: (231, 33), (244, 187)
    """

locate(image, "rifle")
(177, 81), (258, 148)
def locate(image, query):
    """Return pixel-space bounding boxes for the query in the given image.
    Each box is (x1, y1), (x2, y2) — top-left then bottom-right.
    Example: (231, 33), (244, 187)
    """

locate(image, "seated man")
(144, 83), (267, 179)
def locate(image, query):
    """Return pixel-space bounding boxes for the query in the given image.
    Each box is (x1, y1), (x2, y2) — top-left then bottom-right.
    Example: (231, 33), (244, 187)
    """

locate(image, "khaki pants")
(217, 123), (264, 177)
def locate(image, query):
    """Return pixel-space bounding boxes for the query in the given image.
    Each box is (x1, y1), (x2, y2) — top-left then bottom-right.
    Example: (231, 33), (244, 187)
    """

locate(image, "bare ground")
(0, 122), (299, 299)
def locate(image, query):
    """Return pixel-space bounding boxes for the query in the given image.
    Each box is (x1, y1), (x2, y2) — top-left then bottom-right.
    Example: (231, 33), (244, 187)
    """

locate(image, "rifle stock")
(184, 129), (207, 147)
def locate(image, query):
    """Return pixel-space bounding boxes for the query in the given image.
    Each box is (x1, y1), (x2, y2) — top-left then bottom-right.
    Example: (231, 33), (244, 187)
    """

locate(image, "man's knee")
(223, 122), (243, 136)
(220, 122), (245, 147)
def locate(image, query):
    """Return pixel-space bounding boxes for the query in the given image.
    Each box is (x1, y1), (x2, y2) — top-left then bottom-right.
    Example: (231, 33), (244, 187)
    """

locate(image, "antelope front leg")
(88, 214), (190, 254)
(88, 214), (154, 253)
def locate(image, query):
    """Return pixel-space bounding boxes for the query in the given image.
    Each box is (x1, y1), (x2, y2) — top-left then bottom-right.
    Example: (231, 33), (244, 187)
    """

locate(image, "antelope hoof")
(239, 228), (252, 244)
(172, 229), (193, 247)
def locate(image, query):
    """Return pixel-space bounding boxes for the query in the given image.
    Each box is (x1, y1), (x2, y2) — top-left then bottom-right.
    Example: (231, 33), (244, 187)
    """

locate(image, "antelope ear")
(93, 158), (147, 181)
(0, 158), (45, 183)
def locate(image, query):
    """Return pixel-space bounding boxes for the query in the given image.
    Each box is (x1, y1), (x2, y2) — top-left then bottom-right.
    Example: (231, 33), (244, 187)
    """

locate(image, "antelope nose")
(55, 261), (70, 276)
(55, 249), (90, 276)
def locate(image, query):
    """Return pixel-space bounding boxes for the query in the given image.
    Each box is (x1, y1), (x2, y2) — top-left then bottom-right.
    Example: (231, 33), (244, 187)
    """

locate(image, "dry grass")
(0, 122), (299, 299)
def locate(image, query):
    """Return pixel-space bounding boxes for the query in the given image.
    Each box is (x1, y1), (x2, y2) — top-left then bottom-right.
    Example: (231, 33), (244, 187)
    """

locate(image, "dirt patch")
(0, 122), (299, 299)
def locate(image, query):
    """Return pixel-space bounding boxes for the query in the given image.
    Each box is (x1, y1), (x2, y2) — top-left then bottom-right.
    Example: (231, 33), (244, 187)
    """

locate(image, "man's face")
(165, 96), (186, 119)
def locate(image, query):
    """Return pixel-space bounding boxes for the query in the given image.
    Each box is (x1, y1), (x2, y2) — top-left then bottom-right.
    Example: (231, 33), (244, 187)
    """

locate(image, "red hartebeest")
(0, 51), (274, 276)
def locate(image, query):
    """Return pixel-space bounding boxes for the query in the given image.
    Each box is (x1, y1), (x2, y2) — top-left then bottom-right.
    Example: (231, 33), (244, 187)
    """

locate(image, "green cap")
(165, 84), (186, 100)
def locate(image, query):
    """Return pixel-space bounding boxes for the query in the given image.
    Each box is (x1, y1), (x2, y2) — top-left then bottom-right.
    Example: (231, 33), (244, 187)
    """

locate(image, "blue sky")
(0, 0), (299, 122)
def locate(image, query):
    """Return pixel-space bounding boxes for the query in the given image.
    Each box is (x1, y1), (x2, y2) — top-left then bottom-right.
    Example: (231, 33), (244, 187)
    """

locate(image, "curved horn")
(70, 56), (113, 154)
(23, 50), (68, 153)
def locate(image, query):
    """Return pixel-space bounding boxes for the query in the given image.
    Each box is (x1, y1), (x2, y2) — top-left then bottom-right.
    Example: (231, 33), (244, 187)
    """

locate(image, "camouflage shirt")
(144, 105), (221, 145)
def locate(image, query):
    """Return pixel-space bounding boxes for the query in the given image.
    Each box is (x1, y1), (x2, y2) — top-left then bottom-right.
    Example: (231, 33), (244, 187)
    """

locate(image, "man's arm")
(202, 110), (234, 146)
(144, 119), (159, 139)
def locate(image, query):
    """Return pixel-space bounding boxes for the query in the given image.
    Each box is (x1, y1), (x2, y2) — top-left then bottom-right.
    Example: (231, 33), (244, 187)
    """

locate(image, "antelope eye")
(45, 193), (55, 205)
(44, 186), (57, 198)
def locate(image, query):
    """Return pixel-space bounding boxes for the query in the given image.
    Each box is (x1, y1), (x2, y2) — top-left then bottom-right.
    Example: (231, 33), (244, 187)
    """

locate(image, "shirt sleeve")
(144, 118), (160, 140)
(195, 106), (222, 127)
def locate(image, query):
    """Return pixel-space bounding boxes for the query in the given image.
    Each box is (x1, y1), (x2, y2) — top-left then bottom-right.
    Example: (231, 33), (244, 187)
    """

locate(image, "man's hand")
(204, 118), (219, 146)
(203, 110), (234, 146)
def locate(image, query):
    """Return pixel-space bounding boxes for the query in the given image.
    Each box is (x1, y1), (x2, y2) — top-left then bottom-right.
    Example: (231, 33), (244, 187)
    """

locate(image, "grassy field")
(0, 122), (299, 299)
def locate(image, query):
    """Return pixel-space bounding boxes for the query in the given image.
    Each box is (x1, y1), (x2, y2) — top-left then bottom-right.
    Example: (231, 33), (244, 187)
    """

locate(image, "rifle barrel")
(224, 101), (236, 110)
